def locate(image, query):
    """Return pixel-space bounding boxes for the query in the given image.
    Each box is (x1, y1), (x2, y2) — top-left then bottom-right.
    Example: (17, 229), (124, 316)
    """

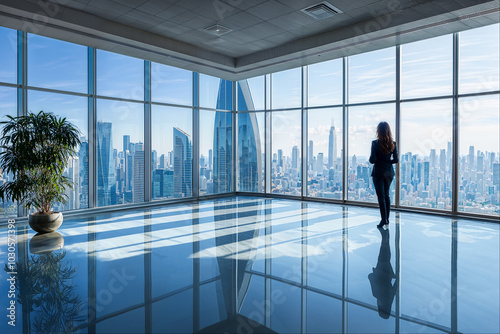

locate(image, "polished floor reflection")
(0, 196), (499, 333)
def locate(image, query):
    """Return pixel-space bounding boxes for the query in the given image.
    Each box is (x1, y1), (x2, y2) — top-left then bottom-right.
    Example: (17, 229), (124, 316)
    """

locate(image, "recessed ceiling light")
(301, 2), (343, 20)
(203, 24), (232, 36)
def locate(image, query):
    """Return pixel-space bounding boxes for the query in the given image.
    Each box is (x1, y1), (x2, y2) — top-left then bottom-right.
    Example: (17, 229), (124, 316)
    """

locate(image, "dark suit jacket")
(369, 140), (398, 179)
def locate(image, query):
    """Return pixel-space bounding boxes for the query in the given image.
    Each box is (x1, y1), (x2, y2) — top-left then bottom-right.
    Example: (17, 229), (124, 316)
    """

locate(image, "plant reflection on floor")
(4, 233), (84, 333)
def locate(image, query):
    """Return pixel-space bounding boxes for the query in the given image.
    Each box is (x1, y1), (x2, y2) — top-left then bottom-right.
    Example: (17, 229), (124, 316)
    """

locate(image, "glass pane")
(151, 63), (192, 105)
(0, 26), (17, 84)
(308, 58), (343, 107)
(237, 112), (264, 193)
(458, 95), (500, 216)
(348, 104), (396, 202)
(271, 68), (301, 109)
(200, 110), (232, 195)
(400, 99), (452, 210)
(151, 105), (192, 199)
(348, 47), (395, 104)
(96, 99), (144, 206)
(459, 24), (500, 94)
(238, 76), (264, 111)
(401, 35), (453, 99)
(28, 90), (89, 210)
(307, 108), (343, 199)
(97, 50), (144, 100)
(28, 34), (87, 93)
(199, 75), (232, 110)
(0, 86), (17, 218)
(271, 110), (301, 195)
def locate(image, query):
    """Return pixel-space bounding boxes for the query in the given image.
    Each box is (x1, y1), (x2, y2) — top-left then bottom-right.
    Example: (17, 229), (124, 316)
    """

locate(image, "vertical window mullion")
(144, 60), (152, 202)
(192, 72), (200, 198)
(395, 45), (401, 207)
(452, 33), (460, 213)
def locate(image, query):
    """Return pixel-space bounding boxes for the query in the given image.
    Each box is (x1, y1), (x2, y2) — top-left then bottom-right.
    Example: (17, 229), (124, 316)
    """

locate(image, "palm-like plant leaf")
(0, 111), (81, 213)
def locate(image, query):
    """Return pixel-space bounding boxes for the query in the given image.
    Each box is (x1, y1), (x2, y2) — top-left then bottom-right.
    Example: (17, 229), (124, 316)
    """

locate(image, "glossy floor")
(0, 197), (498, 333)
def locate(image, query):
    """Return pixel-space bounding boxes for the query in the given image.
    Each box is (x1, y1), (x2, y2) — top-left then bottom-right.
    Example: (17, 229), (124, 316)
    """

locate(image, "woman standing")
(369, 122), (399, 228)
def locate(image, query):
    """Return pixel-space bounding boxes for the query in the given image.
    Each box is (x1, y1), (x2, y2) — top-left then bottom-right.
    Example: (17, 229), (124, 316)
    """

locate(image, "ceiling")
(0, 0), (499, 80)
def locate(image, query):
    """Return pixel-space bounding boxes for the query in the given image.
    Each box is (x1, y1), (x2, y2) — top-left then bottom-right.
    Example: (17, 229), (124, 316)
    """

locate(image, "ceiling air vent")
(301, 2), (342, 20)
(203, 24), (232, 36)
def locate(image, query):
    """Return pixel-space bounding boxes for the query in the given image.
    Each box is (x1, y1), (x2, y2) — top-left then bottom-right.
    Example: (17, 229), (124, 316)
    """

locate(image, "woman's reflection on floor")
(368, 227), (398, 319)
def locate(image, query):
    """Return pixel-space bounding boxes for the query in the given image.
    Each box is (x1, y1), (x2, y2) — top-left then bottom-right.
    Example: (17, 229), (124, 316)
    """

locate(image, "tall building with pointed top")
(328, 120), (337, 170)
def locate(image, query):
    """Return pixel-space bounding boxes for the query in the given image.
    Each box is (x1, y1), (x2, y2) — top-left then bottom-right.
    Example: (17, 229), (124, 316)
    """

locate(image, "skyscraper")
(78, 139), (89, 209)
(237, 79), (262, 192)
(133, 142), (144, 203)
(316, 153), (324, 174)
(308, 140), (313, 165)
(278, 149), (283, 168)
(292, 146), (299, 170)
(97, 121), (116, 206)
(328, 120), (337, 170)
(208, 149), (213, 170)
(173, 127), (192, 197)
(424, 161), (430, 187)
(213, 79), (233, 193)
(440, 149), (446, 172)
(123, 135), (130, 153)
(430, 149), (436, 169)
(469, 146), (475, 169)
(493, 162), (500, 187)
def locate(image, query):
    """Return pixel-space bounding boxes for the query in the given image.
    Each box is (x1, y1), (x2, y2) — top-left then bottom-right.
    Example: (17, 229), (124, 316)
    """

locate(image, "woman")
(369, 122), (398, 228)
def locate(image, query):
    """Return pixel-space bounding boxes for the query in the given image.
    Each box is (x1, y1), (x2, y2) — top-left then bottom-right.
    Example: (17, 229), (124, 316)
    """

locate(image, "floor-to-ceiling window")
(151, 63), (193, 200)
(199, 74), (233, 195)
(237, 76), (265, 193)
(1, 22), (499, 219)
(400, 35), (454, 210)
(458, 24), (500, 215)
(27, 34), (89, 210)
(271, 68), (302, 196)
(0, 27), (17, 218)
(96, 50), (145, 206)
(347, 47), (396, 203)
(307, 59), (343, 199)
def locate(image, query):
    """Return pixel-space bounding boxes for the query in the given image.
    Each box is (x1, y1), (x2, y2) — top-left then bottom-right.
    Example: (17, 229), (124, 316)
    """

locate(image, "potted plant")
(0, 111), (80, 233)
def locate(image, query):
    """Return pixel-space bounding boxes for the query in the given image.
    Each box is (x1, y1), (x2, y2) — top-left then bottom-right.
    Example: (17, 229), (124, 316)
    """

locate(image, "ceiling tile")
(135, 0), (175, 15)
(240, 22), (287, 40)
(246, 1), (295, 21)
(168, 10), (198, 25)
(156, 6), (187, 20)
(183, 16), (216, 30)
(220, 11), (264, 31)
(87, 0), (132, 15)
(268, 11), (316, 30)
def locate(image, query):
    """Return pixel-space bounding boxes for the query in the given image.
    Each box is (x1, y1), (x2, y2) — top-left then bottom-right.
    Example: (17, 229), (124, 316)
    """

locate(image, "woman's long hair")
(376, 122), (395, 155)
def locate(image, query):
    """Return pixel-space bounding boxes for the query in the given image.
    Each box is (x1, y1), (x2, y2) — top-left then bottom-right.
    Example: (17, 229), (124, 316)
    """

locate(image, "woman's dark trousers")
(372, 176), (393, 224)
